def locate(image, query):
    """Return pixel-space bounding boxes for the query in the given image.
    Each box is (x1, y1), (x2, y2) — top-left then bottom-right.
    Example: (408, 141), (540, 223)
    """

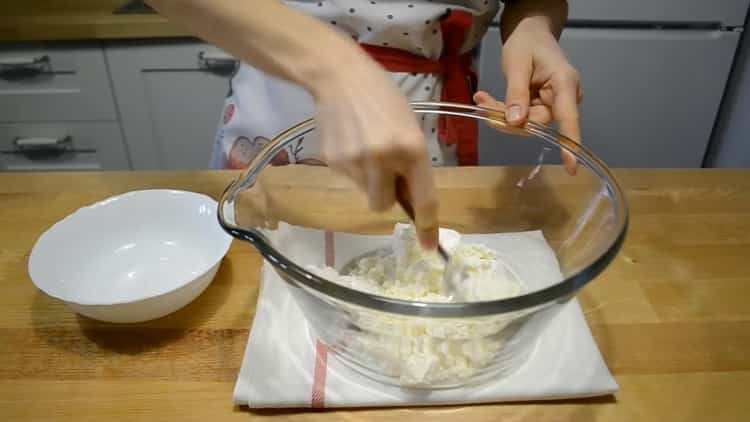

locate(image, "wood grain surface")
(0, 169), (749, 421)
(0, 0), (190, 42)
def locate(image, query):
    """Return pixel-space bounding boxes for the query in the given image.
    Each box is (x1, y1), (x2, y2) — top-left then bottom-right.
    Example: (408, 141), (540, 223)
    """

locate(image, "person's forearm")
(146, 0), (365, 98)
(500, 0), (568, 42)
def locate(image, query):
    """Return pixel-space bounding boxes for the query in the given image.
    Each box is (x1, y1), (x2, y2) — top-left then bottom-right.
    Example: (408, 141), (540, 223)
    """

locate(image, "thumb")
(502, 54), (532, 126)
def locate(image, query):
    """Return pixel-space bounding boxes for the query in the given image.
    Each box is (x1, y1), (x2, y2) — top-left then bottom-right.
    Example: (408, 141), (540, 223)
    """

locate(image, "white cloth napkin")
(233, 225), (618, 408)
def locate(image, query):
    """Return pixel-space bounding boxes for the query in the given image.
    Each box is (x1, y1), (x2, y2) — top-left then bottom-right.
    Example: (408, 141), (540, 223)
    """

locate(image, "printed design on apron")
(222, 103), (236, 125)
(227, 136), (289, 169)
(226, 135), (326, 170)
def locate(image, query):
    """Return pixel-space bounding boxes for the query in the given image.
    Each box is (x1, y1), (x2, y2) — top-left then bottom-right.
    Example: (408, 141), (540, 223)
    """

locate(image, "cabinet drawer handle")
(14, 136), (72, 153)
(0, 55), (50, 71)
(197, 51), (237, 73)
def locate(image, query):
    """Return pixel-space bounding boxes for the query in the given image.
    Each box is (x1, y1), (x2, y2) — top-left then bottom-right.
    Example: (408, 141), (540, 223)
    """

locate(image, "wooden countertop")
(1, 169), (749, 421)
(0, 1), (190, 42)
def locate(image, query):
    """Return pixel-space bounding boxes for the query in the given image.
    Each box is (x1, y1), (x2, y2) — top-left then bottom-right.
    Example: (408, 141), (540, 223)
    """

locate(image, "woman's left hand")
(474, 2), (582, 175)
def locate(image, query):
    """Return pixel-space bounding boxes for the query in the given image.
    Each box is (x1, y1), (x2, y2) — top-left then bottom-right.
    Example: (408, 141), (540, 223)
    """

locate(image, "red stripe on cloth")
(312, 232), (334, 407)
(310, 339), (329, 408)
(324, 230), (335, 267)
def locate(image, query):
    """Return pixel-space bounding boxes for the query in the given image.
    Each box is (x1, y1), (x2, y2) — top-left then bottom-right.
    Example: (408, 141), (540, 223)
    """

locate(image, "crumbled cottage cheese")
(308, 224), (526, 386)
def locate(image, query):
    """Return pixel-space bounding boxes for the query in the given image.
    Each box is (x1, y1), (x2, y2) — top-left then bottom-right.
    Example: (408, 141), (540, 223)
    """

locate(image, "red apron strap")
(438, 10), (478, 165)
(358, 10), (479, 165)
(358, 44), (442, 74)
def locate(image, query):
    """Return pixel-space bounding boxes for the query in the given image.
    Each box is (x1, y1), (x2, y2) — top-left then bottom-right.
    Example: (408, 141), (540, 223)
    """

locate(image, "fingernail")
(508, 105), (522, 122)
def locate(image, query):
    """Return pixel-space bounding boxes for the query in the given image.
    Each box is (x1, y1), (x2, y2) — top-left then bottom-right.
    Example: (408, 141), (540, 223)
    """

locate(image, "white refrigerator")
(478, 0), (749, 168)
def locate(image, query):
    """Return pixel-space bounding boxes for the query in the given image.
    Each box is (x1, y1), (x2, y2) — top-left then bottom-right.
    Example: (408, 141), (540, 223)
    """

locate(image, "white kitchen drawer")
(0, 46), (117, 122)
(0, 122), (130, 171)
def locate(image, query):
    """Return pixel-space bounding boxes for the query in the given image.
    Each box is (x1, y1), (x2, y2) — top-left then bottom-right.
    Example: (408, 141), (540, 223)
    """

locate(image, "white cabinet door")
(478, 27), (739, 167)
(106, 41), (236, 170)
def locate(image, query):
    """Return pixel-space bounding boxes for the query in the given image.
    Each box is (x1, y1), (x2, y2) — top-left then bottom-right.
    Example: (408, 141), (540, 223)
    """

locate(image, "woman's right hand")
(144, 0), (438, 249)
(311, 50), (439, 250)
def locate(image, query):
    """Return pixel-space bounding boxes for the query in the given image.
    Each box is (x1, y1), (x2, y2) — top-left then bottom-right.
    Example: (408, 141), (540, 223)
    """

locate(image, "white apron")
(210, 0), (501, 170)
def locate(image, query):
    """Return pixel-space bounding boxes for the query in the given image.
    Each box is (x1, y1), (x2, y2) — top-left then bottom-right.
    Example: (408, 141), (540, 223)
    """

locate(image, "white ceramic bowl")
(29, 189), (232, 323)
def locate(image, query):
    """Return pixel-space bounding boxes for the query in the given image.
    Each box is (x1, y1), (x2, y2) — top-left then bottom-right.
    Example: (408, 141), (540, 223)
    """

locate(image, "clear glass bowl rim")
(218, 102), (629, 318)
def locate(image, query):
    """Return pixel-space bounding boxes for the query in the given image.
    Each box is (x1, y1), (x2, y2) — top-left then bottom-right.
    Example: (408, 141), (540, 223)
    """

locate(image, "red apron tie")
(359, 10), (478, 165)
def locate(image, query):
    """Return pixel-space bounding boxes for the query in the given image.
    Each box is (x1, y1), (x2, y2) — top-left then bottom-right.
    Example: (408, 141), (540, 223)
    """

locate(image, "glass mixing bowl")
(218, 102), (628, 389)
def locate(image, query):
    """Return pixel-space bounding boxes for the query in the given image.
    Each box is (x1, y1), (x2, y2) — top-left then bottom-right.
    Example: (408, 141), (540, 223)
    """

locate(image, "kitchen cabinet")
(477, 26), (739, 167)
(106, 41), (235, 170)
(0, 122), (129, 171)
(493, 0), (750, 26)
(0, 45), (129, 171)
(568, 0), (749, 27)
(0, 46), (117, 122)
(706, 25), (750, 167)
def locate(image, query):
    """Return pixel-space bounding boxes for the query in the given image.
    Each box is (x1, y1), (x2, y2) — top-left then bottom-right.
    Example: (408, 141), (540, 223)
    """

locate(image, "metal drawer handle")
(197, 51), (237, 72)
(0, 55), (50, 69)
(14, 136), (72, 153)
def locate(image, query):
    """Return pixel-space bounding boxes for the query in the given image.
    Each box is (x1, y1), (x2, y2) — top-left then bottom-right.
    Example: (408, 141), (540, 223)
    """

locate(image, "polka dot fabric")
(295, 0), (499, 60)
(210, 0), (502, 169)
